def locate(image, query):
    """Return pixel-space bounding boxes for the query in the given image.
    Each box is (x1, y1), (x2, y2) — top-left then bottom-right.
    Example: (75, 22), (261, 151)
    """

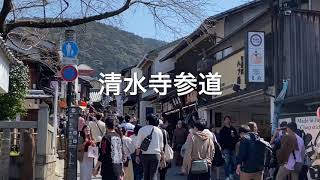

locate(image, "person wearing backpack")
(93, 117), (124, 180)
(276, 122), (305, 180)
(135, 114), (164, 180)
(236, 122), (270, 180)
(181, 121), (215, 180)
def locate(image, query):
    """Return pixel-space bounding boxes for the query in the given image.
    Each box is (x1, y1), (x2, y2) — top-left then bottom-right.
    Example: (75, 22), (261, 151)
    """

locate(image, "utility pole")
(63, 29), (80, 180)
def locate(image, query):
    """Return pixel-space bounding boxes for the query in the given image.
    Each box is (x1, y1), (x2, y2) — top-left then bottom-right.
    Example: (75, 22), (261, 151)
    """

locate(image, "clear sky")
(119, 0), (253, 42)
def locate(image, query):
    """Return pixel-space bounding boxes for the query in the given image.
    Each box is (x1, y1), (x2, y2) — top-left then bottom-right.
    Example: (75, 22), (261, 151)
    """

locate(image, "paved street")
(56, 158), (187, 180)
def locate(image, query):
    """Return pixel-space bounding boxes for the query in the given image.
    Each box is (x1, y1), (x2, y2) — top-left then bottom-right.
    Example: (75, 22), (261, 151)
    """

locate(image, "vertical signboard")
(66, 107), (80, 180)
(247, 31), (265, 82)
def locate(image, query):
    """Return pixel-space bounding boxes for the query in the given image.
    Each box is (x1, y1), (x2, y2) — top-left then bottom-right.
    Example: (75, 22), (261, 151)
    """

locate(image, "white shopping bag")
(88, 146), (99, 159)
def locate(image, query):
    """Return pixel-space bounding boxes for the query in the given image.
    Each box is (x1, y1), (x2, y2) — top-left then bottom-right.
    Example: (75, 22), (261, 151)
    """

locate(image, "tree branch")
(0, 0), (12, 31)
(6, 0), (132, 33)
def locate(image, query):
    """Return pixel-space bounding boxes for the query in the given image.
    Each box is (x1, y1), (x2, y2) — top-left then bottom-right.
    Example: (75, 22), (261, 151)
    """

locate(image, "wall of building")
(224, 3), (268, 36)
(139, 101), (154, 125)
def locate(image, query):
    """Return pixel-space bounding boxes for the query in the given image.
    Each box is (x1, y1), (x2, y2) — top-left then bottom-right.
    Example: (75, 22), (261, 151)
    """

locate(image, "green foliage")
(0, 63), (30, 120)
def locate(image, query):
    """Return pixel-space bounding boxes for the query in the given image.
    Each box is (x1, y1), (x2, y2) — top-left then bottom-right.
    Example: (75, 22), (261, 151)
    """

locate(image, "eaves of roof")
(0, 35), (18, 63)
(159, 0), (263, 62)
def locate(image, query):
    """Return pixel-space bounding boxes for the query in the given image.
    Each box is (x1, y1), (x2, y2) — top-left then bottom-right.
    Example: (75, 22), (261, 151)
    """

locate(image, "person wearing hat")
(276, 122), (305, 180)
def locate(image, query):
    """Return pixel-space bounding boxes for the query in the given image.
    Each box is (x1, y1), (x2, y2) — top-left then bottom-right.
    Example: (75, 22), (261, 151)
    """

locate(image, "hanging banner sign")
(247, 31), (265, 82)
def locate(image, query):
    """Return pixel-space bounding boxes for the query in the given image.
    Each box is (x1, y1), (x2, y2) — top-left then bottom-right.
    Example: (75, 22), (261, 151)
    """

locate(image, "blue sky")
(120, 0), (252, 42)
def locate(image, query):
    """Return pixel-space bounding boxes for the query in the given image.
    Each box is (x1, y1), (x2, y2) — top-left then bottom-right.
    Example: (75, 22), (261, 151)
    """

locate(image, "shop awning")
(204, 89), (269, 110)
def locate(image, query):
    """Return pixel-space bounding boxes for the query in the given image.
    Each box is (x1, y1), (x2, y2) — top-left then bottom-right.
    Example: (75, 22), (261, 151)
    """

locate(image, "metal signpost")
(62, 29), (80, 180)
(66, 107), (81, 180)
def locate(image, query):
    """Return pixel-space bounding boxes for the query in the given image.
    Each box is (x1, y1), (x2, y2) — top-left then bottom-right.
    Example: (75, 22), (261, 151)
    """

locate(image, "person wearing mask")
(131, 125), (143, 180)
(78, 125), (96, 180)
(181, 121), (215, 180)
(88, 113), (106, 146)
(219, 115), (238, 180)
(135, 114), (164, 180)
(236, 122), (266, 180)
(172, 120), (188, 166)
(93, 117), (124, 180)
(276, 122), (305, 180)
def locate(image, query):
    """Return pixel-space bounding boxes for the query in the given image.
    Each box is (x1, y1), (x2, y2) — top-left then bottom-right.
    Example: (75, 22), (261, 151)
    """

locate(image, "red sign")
(61, 65), (78, 82)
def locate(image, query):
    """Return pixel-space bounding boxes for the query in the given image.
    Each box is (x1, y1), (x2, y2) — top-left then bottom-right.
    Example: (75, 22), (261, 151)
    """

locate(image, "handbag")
(88, 146), (99, 159)
(140, 128), (154, 151)
(191, 160), (208, 174)
(190, 136), (211, 174)
(162, 130), (174, 161)
(164, 144), (174, 161)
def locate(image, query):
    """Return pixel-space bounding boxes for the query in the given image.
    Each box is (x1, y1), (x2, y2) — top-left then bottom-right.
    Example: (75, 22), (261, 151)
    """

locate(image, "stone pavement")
(56, 158), (187, 180)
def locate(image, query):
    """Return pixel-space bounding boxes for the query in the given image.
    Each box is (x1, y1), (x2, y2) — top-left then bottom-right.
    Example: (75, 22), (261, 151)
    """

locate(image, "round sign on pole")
(61, 65), (78, 82)
(62, 41), (79, 58)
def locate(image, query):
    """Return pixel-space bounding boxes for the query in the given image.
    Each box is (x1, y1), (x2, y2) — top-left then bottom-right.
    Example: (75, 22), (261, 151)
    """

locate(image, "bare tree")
(0, 0), (211, 38)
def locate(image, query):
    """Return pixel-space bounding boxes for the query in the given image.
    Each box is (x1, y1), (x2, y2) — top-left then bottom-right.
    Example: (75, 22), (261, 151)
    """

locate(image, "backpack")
(212, 141), (224, 167)
(248, 133), (272, 169)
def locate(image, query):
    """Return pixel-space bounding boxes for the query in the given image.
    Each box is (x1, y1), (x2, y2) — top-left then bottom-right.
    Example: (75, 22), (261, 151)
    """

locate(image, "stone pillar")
(0, 128), (11, 180)
(36, 102), (49, 179)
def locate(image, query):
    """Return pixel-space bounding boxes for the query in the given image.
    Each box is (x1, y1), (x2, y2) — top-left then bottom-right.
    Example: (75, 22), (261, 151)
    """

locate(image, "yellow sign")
(212, 50), (245, 98)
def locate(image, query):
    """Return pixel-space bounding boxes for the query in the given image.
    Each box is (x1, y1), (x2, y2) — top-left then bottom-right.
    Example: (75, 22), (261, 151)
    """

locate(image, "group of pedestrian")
(76, 109), (308, 180)
(76, 110), (176, 180)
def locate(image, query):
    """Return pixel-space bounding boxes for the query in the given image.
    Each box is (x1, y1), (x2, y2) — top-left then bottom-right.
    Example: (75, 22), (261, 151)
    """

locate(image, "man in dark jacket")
(236, 122), (266, 180)
(219, 115), (238, 179)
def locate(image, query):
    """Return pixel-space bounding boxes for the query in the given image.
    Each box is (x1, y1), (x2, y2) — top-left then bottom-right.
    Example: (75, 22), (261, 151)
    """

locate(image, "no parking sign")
(61, 65), (78, 82)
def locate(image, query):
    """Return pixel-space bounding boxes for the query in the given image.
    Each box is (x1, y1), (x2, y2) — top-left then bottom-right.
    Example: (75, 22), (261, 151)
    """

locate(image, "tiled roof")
(0, 35), (17, 63)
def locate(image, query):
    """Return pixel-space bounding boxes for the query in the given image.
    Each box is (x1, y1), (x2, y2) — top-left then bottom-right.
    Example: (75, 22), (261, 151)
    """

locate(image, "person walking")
(159, 121), (172, 180)
(210, 125), (224, 180)
(93, 117), (124, 180)
(131, 125), (143, 180)
(88, 112), (106, 145)
(122, 127), (135, 180)
(79, 125), (96, 180)
(182, 121), (215, 180)
(135, 114), (164, 180)
(236, 122), (269, 180)
(276, 122), (305, 180)
(172, 120), (188, 166)
(219, 115), (238, 180)
(269, 121), (287, 179)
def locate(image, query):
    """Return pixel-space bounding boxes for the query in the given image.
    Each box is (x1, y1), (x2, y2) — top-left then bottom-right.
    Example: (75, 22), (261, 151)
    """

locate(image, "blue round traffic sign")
(61, 65), (78, 82)
(62, 41), (79, 58)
